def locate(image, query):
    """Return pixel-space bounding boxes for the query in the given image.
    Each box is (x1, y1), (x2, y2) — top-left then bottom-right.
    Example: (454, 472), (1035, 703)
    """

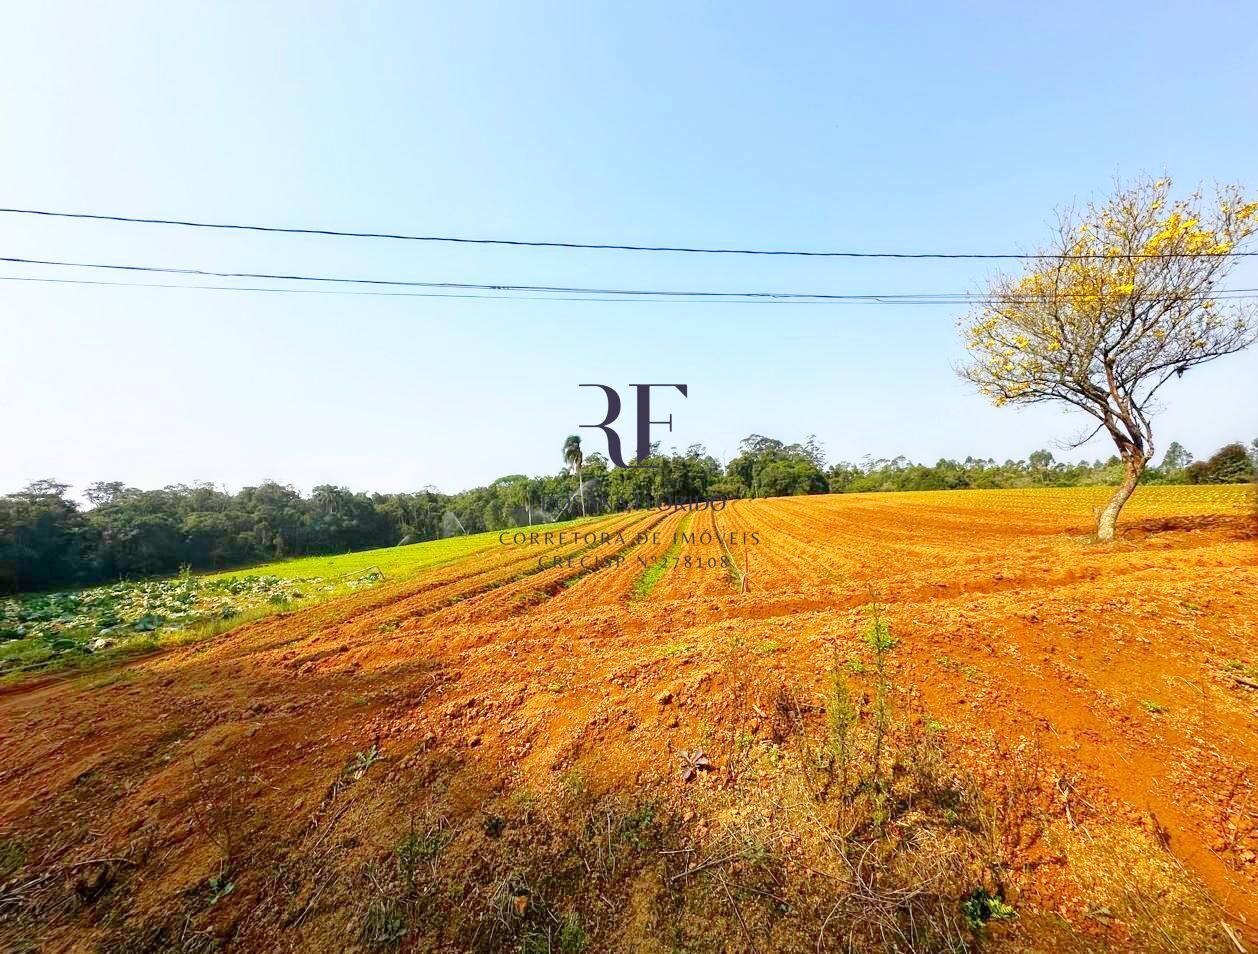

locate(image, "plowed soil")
(2, 486), (1256, 952)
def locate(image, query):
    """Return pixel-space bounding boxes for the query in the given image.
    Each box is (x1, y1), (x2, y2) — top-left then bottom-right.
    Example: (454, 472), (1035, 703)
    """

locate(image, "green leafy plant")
(360, 897), (408, 948)
(826, 640), (857, 798)
(865, 599), (895, 816)
(1, 572), (389, 678)
(962, 887), (1016, 931)
(344, 741), (382, 781)
(207, 868), (234, 904)
(558, 913), (588, 952)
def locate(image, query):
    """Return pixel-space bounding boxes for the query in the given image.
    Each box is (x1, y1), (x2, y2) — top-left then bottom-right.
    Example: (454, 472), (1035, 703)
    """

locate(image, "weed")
(360, 895), (408, 948)
(481, 876), (538, 949)
(0, 837), (23, 879)
(766, 743), (783, 768)
(188, 758), (248, 873)
(350, 813), (452, 950)
(826, 639), (857, 801)
(558, 912), (588, 952)
(345, 741), (382, 780)
(962, 887), (1016, 931)
(618, 802), (657, 848)
(579, 797), (663, 879)
(865, 598), (894, 816)
(678, 749), (713, 782)
(865, 604), (896, 655)
(560, 769), (589, 801)
(397, 817), (449, 888)
(936, 654), (981, 681)
(1140, 699), (1168, 714)
(725, 547), (745, 591)
(504, 786), (537, 812)
(206, 865), (234, 905)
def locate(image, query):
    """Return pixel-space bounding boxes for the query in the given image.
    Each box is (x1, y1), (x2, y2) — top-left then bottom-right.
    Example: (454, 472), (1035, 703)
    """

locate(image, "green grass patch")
(206, 518), (590, 583)
(630, 513), (693, 601)
(0, 838), (23, 879)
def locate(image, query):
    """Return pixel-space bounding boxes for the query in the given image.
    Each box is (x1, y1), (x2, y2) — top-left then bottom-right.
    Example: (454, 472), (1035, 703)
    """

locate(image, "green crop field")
(209, 530), (493, 583)
(209, 513), (597, 581)
(1, 516), (596, 681)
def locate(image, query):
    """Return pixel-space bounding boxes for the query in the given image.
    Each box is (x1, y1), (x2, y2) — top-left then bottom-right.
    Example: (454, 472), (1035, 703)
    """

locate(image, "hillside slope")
(1, 487), (1255, 952)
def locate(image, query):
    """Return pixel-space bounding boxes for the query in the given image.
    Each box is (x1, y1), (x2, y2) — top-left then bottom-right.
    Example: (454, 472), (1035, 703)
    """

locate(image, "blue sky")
(2, 1), (1256, 497)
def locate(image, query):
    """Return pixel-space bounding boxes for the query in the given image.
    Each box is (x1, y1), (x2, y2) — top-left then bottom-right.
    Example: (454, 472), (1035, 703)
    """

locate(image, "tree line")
(2, 436), (1253, 593)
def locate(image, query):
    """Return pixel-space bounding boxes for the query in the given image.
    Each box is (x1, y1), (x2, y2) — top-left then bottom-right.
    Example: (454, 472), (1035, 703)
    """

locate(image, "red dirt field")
(1, 486), (1256, 952)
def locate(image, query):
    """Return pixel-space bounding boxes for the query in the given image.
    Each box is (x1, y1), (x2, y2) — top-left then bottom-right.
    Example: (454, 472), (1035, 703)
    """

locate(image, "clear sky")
(2, 1), (1256, 498)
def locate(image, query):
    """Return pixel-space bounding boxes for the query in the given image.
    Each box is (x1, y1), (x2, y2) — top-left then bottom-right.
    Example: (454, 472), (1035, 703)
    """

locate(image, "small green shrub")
(962, 887), (1016, 931)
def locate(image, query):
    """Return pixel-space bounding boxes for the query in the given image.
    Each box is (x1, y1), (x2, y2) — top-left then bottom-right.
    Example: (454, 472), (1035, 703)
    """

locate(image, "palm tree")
(562, 434), (585, 517)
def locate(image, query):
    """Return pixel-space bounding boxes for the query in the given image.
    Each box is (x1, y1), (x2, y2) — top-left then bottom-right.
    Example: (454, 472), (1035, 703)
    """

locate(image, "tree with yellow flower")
(960, 178), (1257, 540)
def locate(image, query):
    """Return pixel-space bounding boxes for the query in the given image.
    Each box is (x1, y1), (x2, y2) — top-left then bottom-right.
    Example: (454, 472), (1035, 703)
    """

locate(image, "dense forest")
(2, 436), (1253, 593)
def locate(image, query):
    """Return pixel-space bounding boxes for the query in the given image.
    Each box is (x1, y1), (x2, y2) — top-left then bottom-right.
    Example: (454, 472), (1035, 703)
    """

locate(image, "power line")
(0, 254), (973, 299)
(2, 206), (1255, 260)
(0, 274), (871, 305)
(0, 273), (1069, 305)
(3, 256), (1256, 304)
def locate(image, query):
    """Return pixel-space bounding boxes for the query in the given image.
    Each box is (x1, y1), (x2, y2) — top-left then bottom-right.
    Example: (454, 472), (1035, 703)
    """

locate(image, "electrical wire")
(0, 274), (866, 305)
(3, 207), (1254, 260)
(4, 255), (1257, 305)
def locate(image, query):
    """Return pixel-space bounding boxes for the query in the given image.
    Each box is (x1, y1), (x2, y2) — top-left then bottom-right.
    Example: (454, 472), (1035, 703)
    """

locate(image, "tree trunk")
(578, 464), (585, 516)
(1096, 455), (1145, 542)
